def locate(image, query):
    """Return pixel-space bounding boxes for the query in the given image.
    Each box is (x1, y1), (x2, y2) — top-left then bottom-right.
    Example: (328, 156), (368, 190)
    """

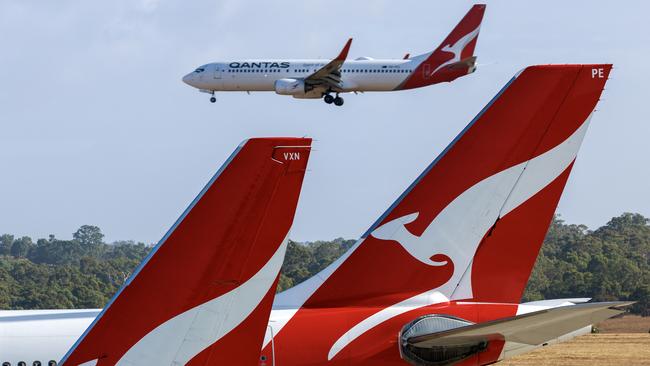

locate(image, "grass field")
(500, 316), (650, 366)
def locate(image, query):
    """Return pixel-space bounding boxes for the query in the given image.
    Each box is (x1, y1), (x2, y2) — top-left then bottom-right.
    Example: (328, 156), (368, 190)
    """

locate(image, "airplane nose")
(182, 73), (195, 86)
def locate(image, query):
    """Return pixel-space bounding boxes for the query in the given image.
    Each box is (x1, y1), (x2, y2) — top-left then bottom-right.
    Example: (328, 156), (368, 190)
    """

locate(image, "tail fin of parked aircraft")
(278, 64), (610, 315)
(399, 4), (486, 89)
(60, 138), (312, 366)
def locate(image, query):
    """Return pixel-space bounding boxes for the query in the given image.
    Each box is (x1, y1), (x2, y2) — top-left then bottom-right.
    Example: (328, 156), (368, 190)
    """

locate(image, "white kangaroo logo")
(430, 25), (481, 75)
(370, 212), (448, 266)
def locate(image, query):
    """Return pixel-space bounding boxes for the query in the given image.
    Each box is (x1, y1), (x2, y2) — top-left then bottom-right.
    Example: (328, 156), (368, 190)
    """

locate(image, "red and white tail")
(278, 64), (610, 311)
(60, 138), (311, 366)
(399, 4), (486, 90)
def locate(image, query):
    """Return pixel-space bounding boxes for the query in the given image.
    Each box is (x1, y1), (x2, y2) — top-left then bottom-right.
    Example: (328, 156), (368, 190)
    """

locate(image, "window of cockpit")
(194, 68), (205, 73)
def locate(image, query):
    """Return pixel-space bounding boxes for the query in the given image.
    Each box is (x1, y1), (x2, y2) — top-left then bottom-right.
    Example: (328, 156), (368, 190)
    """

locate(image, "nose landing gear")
(323, 93), (344, 107)
(209, 91), (216, 103)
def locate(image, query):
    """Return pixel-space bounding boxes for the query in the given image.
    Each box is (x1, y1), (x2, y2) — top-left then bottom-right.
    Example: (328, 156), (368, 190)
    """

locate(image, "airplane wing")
(304, 38), (352, 91)
(406, 302), (633, 349)
(60, 138), (312, 366)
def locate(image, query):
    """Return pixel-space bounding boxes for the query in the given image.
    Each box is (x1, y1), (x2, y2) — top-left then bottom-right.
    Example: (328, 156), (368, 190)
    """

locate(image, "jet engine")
(399, 315), (487, 366)
(274, 78), (306, 95)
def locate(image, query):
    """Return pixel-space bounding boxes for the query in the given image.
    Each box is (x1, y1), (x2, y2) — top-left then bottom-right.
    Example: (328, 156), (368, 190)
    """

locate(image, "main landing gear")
(323, 93), (344, 107)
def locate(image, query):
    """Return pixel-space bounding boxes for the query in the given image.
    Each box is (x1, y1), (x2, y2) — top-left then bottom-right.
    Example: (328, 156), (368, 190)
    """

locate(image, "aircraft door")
(213, 65), (222, 79)
(423, 63), (432, 79)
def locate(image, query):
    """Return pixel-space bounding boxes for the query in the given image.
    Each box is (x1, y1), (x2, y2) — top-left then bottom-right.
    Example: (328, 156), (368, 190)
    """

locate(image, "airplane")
(182, 4), (486, 106)
(0, 64), (631, 366)
(0, 137), (312, 366)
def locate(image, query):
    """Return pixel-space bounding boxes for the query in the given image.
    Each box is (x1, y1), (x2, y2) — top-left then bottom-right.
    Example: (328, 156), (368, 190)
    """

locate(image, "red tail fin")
(61, 138), (311, 366)
(399, 4), (486, 89)
(279, 64), (610, 311)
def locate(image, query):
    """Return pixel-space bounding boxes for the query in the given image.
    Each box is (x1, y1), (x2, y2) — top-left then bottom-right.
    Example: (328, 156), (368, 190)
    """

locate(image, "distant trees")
(278, 238), (356, 291)
(0, 234), (13, 255)
(524, 213), (649, 316)
(0, 226), (150, 309)
(10, 236), (33, 258)
(0, 214), (648, 315)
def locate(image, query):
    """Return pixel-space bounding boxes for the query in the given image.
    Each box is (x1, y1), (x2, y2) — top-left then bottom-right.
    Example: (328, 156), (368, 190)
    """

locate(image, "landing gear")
(210, 96), (216, 103)
(323, 93), (344, 106)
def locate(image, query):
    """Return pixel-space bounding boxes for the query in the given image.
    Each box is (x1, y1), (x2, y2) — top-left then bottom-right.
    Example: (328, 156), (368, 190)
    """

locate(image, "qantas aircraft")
(0, 65), (631, 366)
(0, 138), (312, 365)
(182, 4), (486, 106)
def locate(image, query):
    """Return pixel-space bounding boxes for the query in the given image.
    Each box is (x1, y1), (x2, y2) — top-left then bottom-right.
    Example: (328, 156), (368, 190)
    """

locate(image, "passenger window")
(2, 362), (10, 366)
(33, 362), (42, 366)
(49, 361), (57, 366)
(18, 362), (26, 366)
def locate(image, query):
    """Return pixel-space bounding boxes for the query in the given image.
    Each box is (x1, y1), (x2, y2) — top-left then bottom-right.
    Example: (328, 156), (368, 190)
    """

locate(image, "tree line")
(1, 214), (648, 315)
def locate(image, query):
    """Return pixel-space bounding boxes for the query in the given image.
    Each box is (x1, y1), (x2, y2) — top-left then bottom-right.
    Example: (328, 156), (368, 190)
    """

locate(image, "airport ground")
(502, 315), (650, 366)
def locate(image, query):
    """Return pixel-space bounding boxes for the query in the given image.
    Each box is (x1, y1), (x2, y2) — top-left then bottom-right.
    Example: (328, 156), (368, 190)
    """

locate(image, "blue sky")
(1, 0), (648, 244)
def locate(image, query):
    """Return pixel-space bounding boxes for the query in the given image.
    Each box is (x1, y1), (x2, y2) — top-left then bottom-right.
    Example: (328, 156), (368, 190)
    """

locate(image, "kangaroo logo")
(430, 25), (481, 76)
(370, 212), (450, 267)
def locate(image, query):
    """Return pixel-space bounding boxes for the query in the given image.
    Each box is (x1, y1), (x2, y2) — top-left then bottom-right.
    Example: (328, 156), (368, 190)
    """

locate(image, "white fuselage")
(182, 59), (417, 93)
(0, 303), (589, 365)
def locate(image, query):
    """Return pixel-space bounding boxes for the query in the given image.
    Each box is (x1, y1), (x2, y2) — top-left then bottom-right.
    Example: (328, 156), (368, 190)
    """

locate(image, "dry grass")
(500, 333), (650, 366)
(501, 315), (650, 365)
(596, 315), (650, 333)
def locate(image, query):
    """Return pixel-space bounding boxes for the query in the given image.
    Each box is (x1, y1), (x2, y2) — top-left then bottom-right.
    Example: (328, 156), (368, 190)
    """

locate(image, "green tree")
(10, 236), (33, 258)
(73, 225), (104, 247)
(0, 234), (14, 256)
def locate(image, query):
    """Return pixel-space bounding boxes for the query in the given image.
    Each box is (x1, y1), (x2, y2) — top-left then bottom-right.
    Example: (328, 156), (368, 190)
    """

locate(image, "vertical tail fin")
(399, 4), (486, 89)
(61, 138), (311, 366)
(279, 64), (610, 311)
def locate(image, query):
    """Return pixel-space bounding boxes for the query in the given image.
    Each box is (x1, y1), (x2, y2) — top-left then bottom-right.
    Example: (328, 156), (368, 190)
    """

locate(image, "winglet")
(334, 38), (353, 61)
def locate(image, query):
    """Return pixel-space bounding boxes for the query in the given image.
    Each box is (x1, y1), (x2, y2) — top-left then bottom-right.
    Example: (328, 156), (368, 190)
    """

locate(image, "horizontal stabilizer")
(408, 301), (633, 348)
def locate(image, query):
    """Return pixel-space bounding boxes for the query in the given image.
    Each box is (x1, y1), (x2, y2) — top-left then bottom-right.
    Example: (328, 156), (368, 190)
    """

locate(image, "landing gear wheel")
(334, 96), (344, 106)
(324, 94), (334, 104)
(210, 96), (216, 103)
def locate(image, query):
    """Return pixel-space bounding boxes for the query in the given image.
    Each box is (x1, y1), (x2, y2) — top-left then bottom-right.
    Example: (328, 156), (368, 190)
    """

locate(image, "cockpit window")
(194, 68), (205, 73)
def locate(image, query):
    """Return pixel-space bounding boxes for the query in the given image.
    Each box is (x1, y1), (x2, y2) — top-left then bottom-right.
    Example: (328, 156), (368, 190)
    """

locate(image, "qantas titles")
(229, 61), (291, 69)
